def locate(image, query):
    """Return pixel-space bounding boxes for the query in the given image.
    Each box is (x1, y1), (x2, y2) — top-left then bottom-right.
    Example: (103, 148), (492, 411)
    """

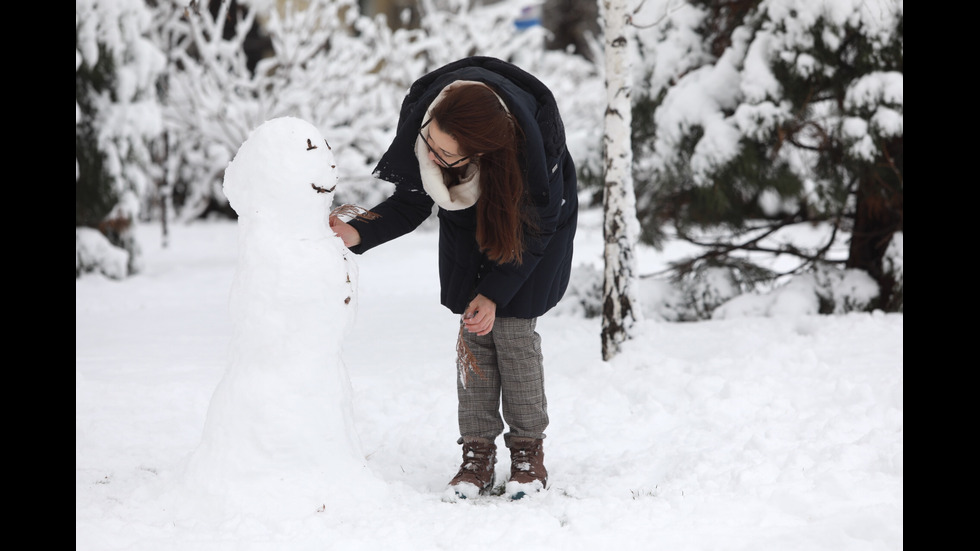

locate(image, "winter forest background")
(75, 0), (904, 322)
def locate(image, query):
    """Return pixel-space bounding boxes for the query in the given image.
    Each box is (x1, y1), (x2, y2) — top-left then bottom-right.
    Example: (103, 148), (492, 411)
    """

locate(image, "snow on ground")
(76, 210), (902, 550)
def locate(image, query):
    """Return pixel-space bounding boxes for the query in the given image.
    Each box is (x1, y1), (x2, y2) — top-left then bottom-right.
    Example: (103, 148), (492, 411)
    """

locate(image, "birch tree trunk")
(600, 0), (641, 361)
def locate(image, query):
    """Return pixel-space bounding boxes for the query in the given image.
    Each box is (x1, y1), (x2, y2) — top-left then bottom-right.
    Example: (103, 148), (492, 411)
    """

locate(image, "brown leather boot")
(448, 438), (497, 499)
(506, 437), (547, 499)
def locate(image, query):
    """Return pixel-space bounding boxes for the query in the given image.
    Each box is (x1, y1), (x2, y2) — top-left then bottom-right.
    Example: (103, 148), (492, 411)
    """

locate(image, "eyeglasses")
(419, 119), (470, 168)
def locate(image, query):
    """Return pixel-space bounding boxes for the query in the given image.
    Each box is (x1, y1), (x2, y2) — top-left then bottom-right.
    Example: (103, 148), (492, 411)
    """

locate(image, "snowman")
(181, 117), (385, 517)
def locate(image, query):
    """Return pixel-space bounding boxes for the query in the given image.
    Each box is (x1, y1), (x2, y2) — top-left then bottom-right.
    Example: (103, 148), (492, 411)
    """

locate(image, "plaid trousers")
(457, 316), (548, 447)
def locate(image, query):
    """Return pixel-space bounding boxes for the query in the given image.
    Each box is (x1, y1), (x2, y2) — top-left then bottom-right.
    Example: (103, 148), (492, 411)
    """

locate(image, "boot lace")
(458, 444), (494, 473)
(510, 445), (541, 479)
(450, 441), (496, 491)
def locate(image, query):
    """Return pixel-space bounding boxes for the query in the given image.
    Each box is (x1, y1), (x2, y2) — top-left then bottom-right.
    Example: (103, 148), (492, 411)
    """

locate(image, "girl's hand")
(329, 215), (361, 247)
(463, 294), (496, 336)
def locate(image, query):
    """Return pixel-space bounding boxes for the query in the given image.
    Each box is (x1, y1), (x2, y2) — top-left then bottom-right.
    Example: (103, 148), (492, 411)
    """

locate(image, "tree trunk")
(847, 136), (903, 311)
(601, 0), (641, 361)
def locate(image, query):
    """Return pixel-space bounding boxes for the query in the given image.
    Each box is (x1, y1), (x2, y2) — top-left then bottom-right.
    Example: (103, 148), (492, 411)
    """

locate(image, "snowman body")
(183, 117), (381, 513)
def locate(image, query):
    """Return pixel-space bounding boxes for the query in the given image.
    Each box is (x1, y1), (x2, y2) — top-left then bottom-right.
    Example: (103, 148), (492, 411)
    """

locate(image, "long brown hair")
(431, 84), (532, 264)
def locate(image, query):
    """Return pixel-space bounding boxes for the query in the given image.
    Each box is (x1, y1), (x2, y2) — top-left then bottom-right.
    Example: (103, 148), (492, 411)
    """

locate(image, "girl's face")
(421, 119), (472, 168)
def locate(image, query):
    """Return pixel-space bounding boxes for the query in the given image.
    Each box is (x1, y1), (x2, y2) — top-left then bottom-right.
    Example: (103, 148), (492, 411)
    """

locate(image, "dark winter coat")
(348, 56), (578, 319)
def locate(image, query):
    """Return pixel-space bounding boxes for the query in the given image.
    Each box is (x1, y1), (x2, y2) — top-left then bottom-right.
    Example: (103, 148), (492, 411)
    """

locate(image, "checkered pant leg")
(457, 317), (548, 443)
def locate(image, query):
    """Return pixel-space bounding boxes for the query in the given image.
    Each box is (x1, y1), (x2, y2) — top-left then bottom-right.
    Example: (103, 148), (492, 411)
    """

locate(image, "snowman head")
(223, 117), (339, 236)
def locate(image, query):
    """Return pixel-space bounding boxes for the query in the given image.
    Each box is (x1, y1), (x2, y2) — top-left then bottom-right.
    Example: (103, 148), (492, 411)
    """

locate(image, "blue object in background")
(514, 4), (542, 30)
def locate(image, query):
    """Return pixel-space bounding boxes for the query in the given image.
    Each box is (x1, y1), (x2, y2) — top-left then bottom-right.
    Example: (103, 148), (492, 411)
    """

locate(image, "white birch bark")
(600, 0), (641, 361)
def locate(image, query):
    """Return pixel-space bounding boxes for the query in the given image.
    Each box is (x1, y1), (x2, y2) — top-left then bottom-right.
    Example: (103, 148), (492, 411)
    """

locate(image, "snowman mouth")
(311, 183), (336, 194)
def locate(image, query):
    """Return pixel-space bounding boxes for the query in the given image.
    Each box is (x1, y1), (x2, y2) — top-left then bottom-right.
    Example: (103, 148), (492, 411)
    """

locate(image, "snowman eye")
(311, 183), (336, 193)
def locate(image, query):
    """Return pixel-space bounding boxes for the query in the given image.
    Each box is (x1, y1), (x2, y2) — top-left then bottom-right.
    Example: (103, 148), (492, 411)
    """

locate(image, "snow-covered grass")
(76, 211), (902, 550)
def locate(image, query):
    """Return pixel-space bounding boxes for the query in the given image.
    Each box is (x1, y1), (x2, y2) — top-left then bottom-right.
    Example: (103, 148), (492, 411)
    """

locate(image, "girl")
(330, 56), (578, 500)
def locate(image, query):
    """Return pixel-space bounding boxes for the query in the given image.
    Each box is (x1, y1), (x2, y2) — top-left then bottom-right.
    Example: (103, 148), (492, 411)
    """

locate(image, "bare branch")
(629, 0), (684, 29)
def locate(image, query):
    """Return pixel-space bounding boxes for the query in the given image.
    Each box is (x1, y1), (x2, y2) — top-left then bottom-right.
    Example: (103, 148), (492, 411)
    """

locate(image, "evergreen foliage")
(76, 0), (166, 276)
(630, 0), (903, 313)
(75, 39), (117, 229)
(75, 0), (902, 319)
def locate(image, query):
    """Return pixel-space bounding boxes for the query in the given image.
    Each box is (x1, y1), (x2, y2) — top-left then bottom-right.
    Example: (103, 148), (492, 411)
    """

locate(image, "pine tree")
(631, 0), (903, 313)
(76, 40), (116, 230)
(76, 0), (166, 277)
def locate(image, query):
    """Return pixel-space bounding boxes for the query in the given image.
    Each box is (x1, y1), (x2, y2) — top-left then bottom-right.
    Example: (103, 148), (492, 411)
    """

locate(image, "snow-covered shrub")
(712, 274), (820, 320)
(712, 265), (879, 320)
(883, 232), (903, 312)
(149, 0), (602, 221)
(76, 227), (129, 280)
(637, 276), (684, 322)
(812, 265), (880, 314)
(678, 266), (742, 320)
(76, 0), (165, 274)
(555, 268), (691, 322)
(553, 264), (602, 317)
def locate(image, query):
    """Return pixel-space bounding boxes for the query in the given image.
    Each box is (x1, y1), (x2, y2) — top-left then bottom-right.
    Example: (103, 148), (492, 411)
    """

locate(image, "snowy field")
(76, 209), (903, 550)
